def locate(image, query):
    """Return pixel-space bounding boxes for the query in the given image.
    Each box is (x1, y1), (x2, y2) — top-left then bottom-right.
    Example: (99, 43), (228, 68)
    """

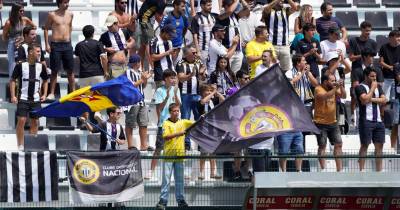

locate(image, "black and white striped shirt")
(126, 68), (145, 106)
(127, 0), (142, 16)
(11, 62), (48, 102)
(191, 12), (216, 51)
(218, 13), (241, 51)
(356, 83), (384, 122)
(262, 7), (290, 46)
(176, 59), (203, 95)
(150, 35), (174, 81)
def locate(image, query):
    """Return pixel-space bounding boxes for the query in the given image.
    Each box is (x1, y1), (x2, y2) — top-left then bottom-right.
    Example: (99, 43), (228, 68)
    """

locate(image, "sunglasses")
(243, 77), (250, 80)
(120, 1), (128, 4)
(19, 10), (25, 13)
(192, 51), (197, 55)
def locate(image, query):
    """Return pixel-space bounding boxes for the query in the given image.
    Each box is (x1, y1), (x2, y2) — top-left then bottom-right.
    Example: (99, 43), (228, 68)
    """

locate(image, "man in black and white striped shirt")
(10, 43), (49, 150)
(191, 0), (217, 66)
(177, 46), (207, 120)
(150, 24), (176, 88)
(262, 0), (299, 72)
(356, 67), (387, 172)
(217, 0), (250, 73)
(177, 46), (206, 150)
(125, 54), (153, 151)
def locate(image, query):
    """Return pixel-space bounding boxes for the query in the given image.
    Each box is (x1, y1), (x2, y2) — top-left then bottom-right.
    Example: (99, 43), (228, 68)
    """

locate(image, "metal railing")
(0, 150), (399, 208)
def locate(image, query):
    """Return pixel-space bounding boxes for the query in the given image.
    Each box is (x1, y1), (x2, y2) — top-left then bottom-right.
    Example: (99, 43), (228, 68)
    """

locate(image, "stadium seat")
(47, 117), (75, 130)
(376, 35), (389, 52)
(382, 0), (400, 7)
(3, 0), (26, 6)
(30, 0), (57, 6)
(87, 134), (100, 151)
(38, 11), (49, 29)
(8, 11), (32, 20)
(0, 110), (11, 130)
(24, 134), (49, 151)
(354, 0), (380, 7)
(335, 11), (359, 30)
(0, 134), (18, 151)
(0, 37), (8, 54)
(0, 57), (8, 78)
(365, 12), (391, 31)
(55, 134), (81, 152)
(324, 0), (351, 7)
(393, 12), (400, 30)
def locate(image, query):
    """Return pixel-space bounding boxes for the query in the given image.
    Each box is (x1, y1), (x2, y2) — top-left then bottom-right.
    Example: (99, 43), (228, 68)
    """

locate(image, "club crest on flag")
(73, 159), (100, 185)
(239, 105), (293, 138)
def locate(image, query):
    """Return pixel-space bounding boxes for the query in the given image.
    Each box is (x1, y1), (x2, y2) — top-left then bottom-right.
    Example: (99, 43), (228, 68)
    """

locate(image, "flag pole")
(85, 120), (118, 141)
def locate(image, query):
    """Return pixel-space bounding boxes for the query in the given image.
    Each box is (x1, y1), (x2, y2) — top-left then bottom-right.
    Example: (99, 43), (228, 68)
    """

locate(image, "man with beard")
(314, 73), (346, 172)
(316, 2), (347, 42)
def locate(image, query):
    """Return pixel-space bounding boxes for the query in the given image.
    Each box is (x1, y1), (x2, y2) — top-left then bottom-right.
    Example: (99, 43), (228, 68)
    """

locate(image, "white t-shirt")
(255, 64), (270, 77)
(238, 6), (264, 43)
(208, 39), (228, 73)
(320, 39), (347, 63)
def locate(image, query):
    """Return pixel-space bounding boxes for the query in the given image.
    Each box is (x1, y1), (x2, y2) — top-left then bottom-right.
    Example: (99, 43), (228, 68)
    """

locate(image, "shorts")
(133, 23), (142, 49)
(155, 127), (164, 149)
(276, 132), (304, 155)
(140, 22), (155, 45)
(125, 105), (149, 128)
(50, 42), (74, 73)
(359, 120), (385, 145)
(383, 79), (395, 102)
(315, 123), (343, 146)
(78, 76), (104, 87)
(16, 100), (41, 119)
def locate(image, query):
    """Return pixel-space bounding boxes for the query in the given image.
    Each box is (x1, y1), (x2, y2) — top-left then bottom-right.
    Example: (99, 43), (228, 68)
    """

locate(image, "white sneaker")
(318, 168), (328, 172)
(18, 145), (24, 151)
(46, 94), (55, 100)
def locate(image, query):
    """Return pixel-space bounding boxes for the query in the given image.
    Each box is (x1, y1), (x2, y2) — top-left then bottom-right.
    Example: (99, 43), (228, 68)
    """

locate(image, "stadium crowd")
(2, 0), (400, 208)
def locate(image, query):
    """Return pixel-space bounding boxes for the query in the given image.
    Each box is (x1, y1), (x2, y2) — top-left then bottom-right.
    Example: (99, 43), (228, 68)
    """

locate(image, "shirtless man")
(110, 0), (137, 55)
(100, 15), (134, 78)
(44, 0), (74, 100)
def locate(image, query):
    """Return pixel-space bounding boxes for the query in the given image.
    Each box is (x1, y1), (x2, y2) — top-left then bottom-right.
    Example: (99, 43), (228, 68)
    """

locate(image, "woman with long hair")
(2, 3), (35, 78)
(291, 4), (319, 51)
(209, 56), (237, 99)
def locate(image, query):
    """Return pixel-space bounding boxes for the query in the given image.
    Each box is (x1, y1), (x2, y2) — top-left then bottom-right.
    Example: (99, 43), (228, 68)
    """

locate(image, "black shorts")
(155, 127), (164, 150)
(16, 100), (41, 119)
(50, 42), (74, 73)
(359, 120), (385, 145)
(315, 123), (343, 146)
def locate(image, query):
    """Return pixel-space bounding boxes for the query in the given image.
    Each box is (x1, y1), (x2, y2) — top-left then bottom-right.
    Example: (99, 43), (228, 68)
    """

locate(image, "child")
(156, 103), (194, 210)
(81, 107), (126, 151)
(197, 84), (224, 180)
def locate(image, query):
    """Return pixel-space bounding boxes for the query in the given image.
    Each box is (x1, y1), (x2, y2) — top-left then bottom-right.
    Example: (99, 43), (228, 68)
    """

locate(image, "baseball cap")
(212, 24), (226, 33)
(128, 54), (141, 64)
(161, 24), (177, 38)
(104, 15), (118, 28)
(326, 51), (339, 63)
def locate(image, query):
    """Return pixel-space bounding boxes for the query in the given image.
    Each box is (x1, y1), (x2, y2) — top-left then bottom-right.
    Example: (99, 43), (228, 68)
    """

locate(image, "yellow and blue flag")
(35, 74), (143, 117)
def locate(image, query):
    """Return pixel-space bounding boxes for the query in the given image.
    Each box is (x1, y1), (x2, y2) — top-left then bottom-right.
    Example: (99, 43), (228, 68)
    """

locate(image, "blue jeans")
(181, 94), (200, 149)
(180, 94), (200, 120)
(276, 132), (304, 155)
(159, 161), (185, 205)
(7, 39), (16, 79)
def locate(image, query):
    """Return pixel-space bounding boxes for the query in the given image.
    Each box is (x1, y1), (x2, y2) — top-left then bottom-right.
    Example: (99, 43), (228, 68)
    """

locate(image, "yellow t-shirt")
(162, 119), (195, 161)
(245, 40), (276, 79)
(313, 86), (337, 125)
